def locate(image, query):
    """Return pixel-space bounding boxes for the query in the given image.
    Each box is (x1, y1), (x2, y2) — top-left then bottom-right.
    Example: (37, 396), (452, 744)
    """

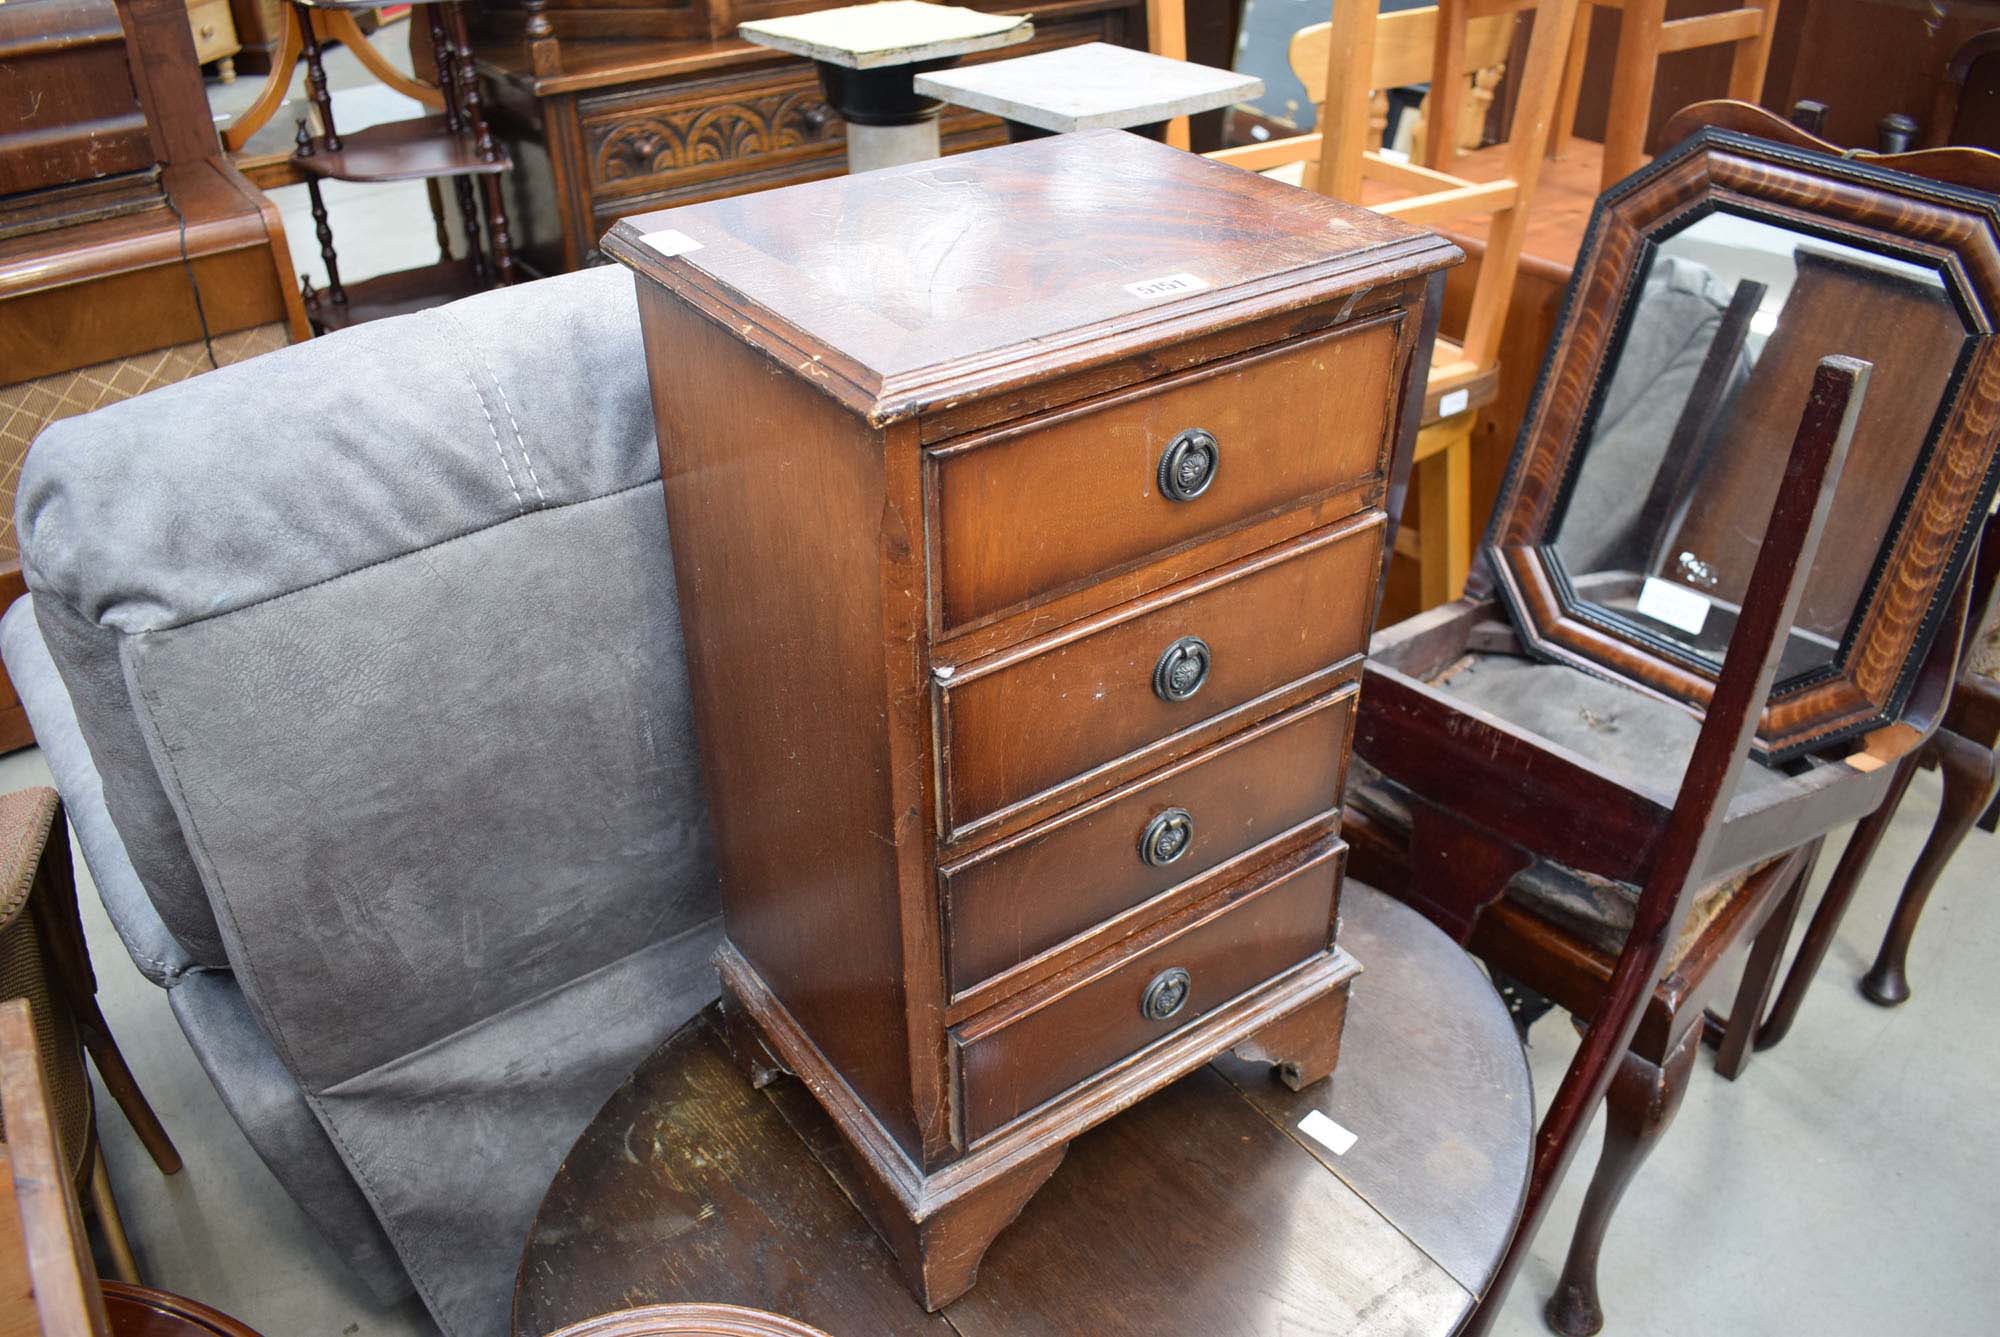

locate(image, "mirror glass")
(1549, 209), (1968, 681)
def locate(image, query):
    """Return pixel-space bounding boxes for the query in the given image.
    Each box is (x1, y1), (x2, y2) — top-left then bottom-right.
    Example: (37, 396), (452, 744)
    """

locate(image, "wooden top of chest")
(604, 131), (1460, 428)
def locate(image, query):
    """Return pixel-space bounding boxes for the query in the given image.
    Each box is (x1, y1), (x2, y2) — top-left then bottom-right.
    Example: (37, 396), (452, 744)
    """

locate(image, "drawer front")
(187, 0), (238, 63)
(953, 841), (1341, 1143)
(942, 689), (1354, 998)
(580, 19), (1112, 201)
(929, 315), (1401, 632)
(938, 514), (1381, 835)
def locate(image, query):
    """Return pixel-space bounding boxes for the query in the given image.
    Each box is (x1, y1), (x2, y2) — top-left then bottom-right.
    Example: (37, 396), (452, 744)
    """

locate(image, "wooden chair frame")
(1548, 0), (1783, 189)
(1208, 0), (1582, 608)
(1351, 103), (2000, 1334)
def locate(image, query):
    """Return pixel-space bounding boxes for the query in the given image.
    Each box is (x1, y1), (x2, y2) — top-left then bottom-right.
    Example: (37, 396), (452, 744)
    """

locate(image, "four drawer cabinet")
(608, 129), (1458, 1311)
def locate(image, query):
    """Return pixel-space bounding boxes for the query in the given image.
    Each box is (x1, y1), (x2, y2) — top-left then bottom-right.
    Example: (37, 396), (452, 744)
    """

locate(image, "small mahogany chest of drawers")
(607, 130), (1456, 1309)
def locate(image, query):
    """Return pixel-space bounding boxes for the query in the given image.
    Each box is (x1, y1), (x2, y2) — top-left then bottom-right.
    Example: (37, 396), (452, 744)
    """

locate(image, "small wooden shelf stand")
(289, 0), (516, 332)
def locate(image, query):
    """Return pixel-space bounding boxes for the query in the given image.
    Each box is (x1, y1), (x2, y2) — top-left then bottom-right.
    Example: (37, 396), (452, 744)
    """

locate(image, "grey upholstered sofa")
(1, 266), (723, 1337)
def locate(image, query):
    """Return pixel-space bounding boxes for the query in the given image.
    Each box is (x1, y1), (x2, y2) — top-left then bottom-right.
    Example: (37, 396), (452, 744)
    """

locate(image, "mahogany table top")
(511, 882), (1531, 1337)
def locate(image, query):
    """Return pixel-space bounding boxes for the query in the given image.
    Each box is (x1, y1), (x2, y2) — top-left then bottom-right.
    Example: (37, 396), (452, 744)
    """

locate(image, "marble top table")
(914, 41), (1264, 140)
(738, 2), (1032, 172)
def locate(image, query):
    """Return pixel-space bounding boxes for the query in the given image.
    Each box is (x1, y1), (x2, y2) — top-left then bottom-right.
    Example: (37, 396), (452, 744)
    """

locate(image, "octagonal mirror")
(1487, 124), (2000, 760)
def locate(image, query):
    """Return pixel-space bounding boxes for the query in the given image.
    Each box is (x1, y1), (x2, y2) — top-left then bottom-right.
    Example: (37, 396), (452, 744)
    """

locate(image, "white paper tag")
(1439, 388), (1471, 417)
(1298, 1109), (1358, 1156)
(1124, 272), (1211, 301)
(640, 228), (705, 258)
(1637, 576), (1711, 636)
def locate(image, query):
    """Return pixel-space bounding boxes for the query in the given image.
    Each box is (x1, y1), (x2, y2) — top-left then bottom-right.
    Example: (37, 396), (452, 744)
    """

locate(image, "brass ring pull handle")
(1141, 967), (1192, 1022)
(1153, 635), (1211, 703)
(1138, 807), (1194, 867)
(1157, 428), (1218, 501)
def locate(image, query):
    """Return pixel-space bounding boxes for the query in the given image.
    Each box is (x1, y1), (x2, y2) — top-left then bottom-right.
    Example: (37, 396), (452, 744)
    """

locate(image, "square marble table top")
(737, 1), (1032, 70)
(913, 42), (1264, 131)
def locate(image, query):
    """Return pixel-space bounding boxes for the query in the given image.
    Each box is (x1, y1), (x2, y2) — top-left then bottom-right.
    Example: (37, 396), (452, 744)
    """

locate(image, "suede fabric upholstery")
(0, 598), (191, 986)
(8, 267), (726, 1336)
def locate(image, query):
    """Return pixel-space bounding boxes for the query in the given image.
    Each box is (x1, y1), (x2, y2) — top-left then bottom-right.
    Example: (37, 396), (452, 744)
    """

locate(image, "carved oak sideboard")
(473, 0), (1145, 274)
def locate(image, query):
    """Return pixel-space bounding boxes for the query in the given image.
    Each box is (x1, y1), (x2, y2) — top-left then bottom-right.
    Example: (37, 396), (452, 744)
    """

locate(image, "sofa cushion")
(0, 596), (194, 984)
(16, 265), (660, 970)
(15, 267), (725, 1335)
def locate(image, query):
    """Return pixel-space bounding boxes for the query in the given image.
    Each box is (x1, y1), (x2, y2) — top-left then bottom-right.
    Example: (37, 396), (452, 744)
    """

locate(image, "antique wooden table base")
(608, 130), (1455, 1307)
(512, 884), (1531, 1336)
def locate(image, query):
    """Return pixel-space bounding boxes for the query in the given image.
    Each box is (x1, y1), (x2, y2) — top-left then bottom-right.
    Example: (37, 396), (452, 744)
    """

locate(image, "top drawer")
(927, 314), (1402, 634)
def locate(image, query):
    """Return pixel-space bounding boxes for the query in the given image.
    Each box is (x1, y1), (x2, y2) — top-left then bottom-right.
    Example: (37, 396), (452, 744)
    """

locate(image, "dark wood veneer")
(615, 131), (1452, 1308)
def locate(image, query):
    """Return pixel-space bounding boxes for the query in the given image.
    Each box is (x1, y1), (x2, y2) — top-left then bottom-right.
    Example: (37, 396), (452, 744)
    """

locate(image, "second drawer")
(941, 688), (1355, 999)
(936, 511), (1382, 836)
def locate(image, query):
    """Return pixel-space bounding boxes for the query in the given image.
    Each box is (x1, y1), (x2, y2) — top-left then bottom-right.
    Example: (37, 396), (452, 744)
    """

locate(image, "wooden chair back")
(1463, 356), (1868, 1333)
(1927, 30), (2000, 150)
(1212, 0), (1578, 379)
(1549, 0), (1784, 188)
(1, 997), (109, 1337)
(1287, 5), (1518, 161)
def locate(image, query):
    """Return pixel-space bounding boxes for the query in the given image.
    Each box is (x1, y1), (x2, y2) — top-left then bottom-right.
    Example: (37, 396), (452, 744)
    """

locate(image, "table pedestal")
(816, 59), (961, 171)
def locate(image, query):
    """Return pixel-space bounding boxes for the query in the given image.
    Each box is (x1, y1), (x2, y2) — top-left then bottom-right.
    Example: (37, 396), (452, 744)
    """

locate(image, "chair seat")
(1349, 757), (1758, 964)
(1429, 653), (1798, 803)
(1349, 651), (1803, 962)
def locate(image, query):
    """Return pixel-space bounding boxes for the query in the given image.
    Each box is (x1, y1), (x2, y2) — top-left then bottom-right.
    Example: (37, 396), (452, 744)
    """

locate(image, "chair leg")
(1415, 414), (1474, 609)
(1755, 752), (1918, 1052)
(1713, 844), (1815, 1081)
(88, 1152), (141, 1285)
(1543, 1028), (1699, 1337)
(1860, 729), (1999, 1007)
(77, 1021), (182, 1175)
(1547, 1), (1593, 159)
(1600, 0), (1666, 188)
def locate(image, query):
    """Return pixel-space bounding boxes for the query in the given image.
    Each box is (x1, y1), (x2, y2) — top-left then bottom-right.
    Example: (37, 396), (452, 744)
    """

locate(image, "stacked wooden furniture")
(1347, 103), (2000, 1336)
(1209, 0), (1579, 611)
(606, 130), (1456, 1308)
(288, 0), (518, 331)
(0, 0), (307, 752)
(470, 0), (1145, 273)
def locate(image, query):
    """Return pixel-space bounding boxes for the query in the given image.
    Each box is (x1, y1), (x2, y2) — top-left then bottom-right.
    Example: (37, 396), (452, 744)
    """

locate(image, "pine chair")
(1547, 0), (1784, 188)
(1209, 0), (1582, 610)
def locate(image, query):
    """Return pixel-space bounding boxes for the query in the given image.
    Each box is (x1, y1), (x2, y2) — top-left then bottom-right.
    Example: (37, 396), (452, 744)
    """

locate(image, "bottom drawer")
(952, 841), (1342, 1143)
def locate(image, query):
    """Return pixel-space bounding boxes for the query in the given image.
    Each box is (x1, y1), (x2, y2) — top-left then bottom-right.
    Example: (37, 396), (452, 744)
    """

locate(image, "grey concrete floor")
(25, 26), (1987, 1337)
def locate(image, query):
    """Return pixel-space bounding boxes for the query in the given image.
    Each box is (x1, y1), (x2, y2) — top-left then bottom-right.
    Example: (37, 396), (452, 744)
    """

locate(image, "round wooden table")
(511, 883), (1530, 1337)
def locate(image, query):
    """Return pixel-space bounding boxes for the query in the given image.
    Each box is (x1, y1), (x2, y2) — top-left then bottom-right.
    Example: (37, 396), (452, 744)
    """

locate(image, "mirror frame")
(1485, 121), (2000, 762)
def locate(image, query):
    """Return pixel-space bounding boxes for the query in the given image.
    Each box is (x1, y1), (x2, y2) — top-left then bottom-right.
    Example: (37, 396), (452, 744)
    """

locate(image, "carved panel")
(588, 88), (838, 188)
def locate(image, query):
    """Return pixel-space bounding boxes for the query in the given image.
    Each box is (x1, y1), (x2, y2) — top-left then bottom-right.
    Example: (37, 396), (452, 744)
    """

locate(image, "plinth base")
(716, 936), (1359, 1310)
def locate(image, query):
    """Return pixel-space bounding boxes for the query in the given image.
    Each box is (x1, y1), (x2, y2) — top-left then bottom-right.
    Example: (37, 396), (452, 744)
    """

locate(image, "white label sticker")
(1124, 272), (1211, 301)
(1298, 1109), (1358, 1156)
(1439, 388), (1471, 417)
(640, 228), (705, 258)
(1637, 576), (1711, 636)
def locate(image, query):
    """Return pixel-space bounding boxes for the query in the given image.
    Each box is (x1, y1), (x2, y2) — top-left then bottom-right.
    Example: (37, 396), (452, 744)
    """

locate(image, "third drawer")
(940, 687), (1355, 1000)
